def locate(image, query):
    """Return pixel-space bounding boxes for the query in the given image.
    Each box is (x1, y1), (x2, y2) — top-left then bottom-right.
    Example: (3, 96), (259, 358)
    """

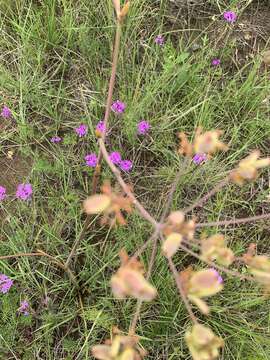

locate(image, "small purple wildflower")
(155, 35), (165, 46)
(1, 105), (11, 119)
(18, 300), (30, 316)
(16, 183), (33, 200)
(109, 152), (122, 164)
(50, 136), (62, 143)
(0, 274), (13, 294)
(95, 120), (106, 135)
(0, 185), (6, 201)
(210, 268), (223, 284)
(120, 160), (133, 172)
(137, 120), (150, 135)
(192, 153), (207, 165)
(85, 153), (98, 167)
(223, 11), (237, 23)
(75, 124), (88, 137)
(111, 100), (126, 114)
(211, 58), (221, 66)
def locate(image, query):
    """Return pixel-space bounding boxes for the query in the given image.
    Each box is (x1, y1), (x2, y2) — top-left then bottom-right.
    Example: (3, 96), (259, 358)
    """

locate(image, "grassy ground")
(1, 0), (270, 359)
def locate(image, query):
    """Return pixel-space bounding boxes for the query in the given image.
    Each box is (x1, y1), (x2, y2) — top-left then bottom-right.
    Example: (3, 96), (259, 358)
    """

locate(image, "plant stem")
(92, 21), (122, 194)
(196, 212), (270, 228)
(99, 138), (158, 227)
(179, 244), (254, 281)
(66, 18), (123, 267)
(184, 178), (229, 214)
(167, 257), (198, 324)
(129, 227), (160, 335)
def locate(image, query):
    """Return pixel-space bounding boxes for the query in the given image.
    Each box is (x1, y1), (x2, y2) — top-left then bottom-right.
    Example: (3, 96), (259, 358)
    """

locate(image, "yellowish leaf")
(83, 194), (111, 214)
(119, 1), (130, 20)
(188, 295), (210, 315)
(162, 232), (182, 258)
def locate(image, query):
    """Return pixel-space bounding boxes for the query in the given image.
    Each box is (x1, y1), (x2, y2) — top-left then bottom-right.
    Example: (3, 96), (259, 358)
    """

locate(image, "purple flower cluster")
(0, 274), (13, 294)
(111, 100), (126, 114)
(192, 153), (207, 165)
(108, 152), (133, 172)
(18, 300), (30, 316)
(109, 152), (121, 164)
(119, 160), (133, 172)
(223, 11), (237, 23)
(50, 136), (62, 143)
(75, 124), (88, 137)
(85, 153), (98, 167)
(109, 151), (133, 172)
(155, 35), (165, 46)
(85, 150), (133, 172)
(1, 105), (11, 119)
(0, 184), (33, 201)
(95, 120), (106, 136)
(0, 185), (6, 201)
(137, 120), (150, 135)
(212, 58), (221, 66)
(16, 183), (33, 200)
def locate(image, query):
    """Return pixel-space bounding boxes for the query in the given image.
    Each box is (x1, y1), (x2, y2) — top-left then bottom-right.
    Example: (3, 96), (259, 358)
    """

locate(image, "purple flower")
(75, 124), (88, 137)
(210, 268), (223, 284)
(223, 11), (237, 23)
(109, 152), (121, 164)
(95, 120), (106, 135)
(0, 274), (13, 294)
(18, 300), (30, 316)
(120, 160), (133, 172)
(1, 105), (11, 119)
(0, 185), (6, 201)
(50, 136), (62, 143)
(211, 58), (221, 66)
(155, 35), (165, 46)
(192, 153), (207, 165)
(16, 183), (33, 200)
(85, 153), (98, 167)
(137, 120), (150, 135)
(111, 100), (126, 114)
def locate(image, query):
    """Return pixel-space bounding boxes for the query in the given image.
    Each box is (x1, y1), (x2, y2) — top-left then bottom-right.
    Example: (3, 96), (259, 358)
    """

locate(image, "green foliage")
(0, 0), (270, 358)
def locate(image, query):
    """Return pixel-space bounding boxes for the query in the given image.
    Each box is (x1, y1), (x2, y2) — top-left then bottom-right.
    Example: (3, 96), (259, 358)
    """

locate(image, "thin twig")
(129, 227), (160, 335)
(99, 138), (158, 227)
(92, 21), (122, 194)
(66, 19), (123, 267)
(129, 163), (191, 334)
(184, 177), (229, 214)
(160, 159), (191, 222)
(196, 212), (270, 228)
(179, 244), (254, 282)
(65, 215), (94, 268)
(167, 257), (198, 324)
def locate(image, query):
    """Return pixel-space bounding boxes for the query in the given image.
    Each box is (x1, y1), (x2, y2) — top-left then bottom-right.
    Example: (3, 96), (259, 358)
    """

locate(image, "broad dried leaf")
(230, 151), (270, 185)
(111, 263), (157, 302)
(188, 269), (223, 298)
(162, 232), (182, 258)
(92, 344), (111, 360)
(83, 194), (111, 214)
(246, 255), (270, 283)
(119, 1), (130, 20)
(194, 129), (228, 155)
(168, 211), (185, 225)
(185, 324), (224, 360)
